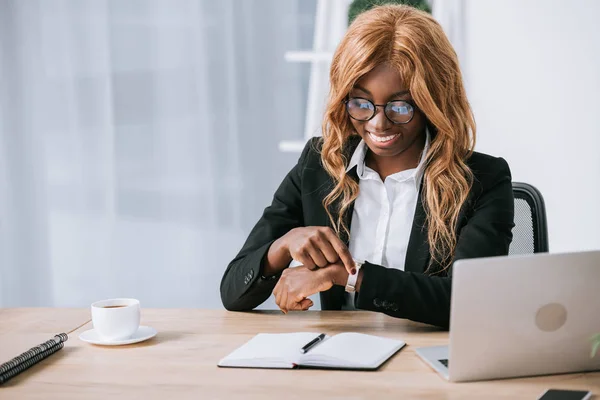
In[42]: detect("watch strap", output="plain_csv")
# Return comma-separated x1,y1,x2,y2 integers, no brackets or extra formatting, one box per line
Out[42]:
345,260,363,292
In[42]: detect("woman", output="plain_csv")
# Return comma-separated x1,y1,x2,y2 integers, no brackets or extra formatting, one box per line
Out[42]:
220,5,514,328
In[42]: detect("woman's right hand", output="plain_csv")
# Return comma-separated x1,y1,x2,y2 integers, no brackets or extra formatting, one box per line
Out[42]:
264,227,356,276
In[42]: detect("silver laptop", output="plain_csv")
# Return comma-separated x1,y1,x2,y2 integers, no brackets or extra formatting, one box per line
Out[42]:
416,250,600,382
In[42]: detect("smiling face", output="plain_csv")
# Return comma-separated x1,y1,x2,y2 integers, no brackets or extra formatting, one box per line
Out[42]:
348,63,427,165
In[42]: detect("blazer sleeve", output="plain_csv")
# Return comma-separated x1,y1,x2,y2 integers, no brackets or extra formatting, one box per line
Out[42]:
354,157,515,328
220,139,316,311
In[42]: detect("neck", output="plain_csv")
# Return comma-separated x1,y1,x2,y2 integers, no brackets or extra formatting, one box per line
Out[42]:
366,132,426,181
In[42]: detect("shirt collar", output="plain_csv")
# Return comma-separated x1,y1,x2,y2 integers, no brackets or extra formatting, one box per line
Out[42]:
345,139,369,177
345,128,431,189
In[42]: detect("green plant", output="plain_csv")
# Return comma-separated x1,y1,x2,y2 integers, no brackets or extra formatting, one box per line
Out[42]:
592,333,600,358
348,0,431,25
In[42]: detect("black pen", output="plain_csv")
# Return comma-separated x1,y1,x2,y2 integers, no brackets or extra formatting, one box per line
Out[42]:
300,333,326,354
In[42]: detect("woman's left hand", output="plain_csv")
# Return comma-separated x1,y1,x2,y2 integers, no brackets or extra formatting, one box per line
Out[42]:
273,263,347,313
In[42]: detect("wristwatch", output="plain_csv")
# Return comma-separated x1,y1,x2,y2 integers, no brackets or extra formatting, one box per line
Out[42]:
345,260,364,293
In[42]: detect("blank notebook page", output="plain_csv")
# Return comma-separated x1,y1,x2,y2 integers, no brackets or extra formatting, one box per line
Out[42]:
303,332,404,368
218,332,325,367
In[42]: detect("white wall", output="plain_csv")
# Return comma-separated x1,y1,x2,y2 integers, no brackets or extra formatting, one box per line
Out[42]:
464,0,600,252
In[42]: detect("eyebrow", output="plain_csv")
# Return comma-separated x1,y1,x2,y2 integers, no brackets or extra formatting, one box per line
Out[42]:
352,85,410,99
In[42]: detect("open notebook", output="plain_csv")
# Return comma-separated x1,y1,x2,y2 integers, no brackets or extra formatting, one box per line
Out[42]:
218,332,405,370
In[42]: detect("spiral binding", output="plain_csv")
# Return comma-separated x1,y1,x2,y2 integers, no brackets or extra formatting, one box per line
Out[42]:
0,333,68,385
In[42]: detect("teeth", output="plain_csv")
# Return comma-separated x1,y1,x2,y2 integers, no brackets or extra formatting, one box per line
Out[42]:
368,132,398,143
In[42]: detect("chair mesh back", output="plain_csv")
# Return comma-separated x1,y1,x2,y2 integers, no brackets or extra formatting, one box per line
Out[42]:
509,197,535,255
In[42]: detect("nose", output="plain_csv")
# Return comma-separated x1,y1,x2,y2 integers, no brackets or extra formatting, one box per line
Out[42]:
366,106,391,133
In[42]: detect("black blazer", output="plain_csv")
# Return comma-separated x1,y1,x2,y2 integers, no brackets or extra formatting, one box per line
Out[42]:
220,136,514,328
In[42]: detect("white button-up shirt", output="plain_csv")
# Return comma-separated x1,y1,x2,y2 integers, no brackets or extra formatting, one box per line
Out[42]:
343,131,430,309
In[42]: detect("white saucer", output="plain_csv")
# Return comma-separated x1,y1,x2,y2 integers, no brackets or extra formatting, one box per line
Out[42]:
79,326,157,346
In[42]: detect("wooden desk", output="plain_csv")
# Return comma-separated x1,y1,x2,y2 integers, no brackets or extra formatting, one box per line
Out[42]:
1,309,599,399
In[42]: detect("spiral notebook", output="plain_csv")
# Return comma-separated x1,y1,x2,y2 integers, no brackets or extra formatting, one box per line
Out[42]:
218,332,405,370
0,333,68,384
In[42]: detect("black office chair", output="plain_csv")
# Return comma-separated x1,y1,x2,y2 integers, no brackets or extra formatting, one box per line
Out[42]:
510,182,549,255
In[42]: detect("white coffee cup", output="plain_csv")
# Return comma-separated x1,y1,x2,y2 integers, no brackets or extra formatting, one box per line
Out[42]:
91,298,141,341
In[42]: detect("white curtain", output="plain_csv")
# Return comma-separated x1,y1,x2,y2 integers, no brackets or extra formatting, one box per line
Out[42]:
0,0,316,307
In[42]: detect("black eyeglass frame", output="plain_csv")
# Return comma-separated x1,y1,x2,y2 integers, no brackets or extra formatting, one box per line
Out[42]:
343,97,417,125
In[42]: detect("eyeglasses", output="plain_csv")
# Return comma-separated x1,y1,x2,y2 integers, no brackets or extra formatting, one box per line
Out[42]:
344,97,415,124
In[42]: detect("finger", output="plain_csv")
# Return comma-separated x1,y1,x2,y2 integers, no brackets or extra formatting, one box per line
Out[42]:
273,283,283,310
323,229,356,274
288,298,312,311
286,298,299,312
314,231,338,264
300,298,314,310
279,287,289,314
295,250,316,270
305,242,328,268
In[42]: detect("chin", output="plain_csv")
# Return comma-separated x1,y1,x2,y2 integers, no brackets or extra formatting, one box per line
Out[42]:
367,145,408,158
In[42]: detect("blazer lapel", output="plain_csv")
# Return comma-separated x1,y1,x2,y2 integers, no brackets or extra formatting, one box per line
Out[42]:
339,135,361,246
319,138,360,310
404,183,431,273
316,136,361,244
338,167,358,246
320,187,354,310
